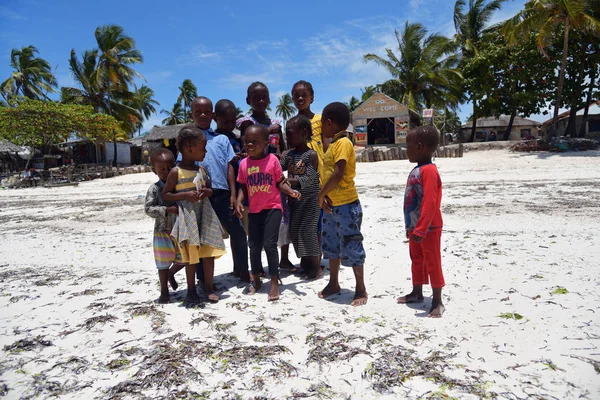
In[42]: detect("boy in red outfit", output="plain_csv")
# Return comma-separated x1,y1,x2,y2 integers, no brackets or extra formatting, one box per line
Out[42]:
397,126,445,318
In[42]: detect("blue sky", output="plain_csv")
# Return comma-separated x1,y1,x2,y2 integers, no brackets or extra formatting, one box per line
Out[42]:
2,0,552,133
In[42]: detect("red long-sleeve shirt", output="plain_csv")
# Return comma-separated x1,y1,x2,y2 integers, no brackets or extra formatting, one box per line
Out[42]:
403,163,443,238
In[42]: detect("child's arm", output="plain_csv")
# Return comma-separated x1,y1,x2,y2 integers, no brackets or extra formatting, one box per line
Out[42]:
412,167,440,241
235,185,246,218
318,159,345,211
277,179,301,199
290,151,319,189
198,167,213,200
145,185,173,218
227,163,236,208
162,167,199,203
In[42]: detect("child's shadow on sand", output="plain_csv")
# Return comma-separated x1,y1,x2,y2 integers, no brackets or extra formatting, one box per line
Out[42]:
404,297,433,318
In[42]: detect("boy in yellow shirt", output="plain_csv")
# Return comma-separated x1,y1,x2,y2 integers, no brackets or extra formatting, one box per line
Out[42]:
317,102,367,306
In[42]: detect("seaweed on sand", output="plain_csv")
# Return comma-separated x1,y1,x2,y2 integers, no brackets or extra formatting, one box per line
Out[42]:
216,345,291,373
247,324,278,342
3,336,53,353
306,331,369,364
83,314,117,331
190,313,218,326
128,304,168,333
22,373,92,399
49,356,90,375
72,288,102,297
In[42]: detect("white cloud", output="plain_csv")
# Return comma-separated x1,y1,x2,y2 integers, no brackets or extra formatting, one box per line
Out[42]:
144,70,173,84
410,0,425,11
176,46,221,66
141,115,164,133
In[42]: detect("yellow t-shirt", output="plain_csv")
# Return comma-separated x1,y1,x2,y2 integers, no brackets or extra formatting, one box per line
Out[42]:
307,114,324,185
321,132,358,206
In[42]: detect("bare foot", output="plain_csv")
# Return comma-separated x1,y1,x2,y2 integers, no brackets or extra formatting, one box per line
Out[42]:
351,291,368,307
318,282,341,299
168,273,178,291
428,303,445,318
247,280,261,295
306,268,323,281
156,293,170,304
396,293,424,304
184,291,201,305
206,292,220,303
268,286,280,301
279,259,296,271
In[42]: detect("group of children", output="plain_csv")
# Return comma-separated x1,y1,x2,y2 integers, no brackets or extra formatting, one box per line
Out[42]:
144,80,446,317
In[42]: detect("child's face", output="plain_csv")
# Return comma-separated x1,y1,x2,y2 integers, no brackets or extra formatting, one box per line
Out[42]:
240,120,253,136
321,116,337,139
187,138,208,162
285,123,306,148
244,127,268,158
152,155,174,182
215,108,237,132
246,86,270,114
291,85,313,112
191,99,213,129
405,133,423,163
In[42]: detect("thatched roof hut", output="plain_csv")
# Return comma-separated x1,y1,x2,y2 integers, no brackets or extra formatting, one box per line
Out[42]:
145,124,192,142
0,139,22,153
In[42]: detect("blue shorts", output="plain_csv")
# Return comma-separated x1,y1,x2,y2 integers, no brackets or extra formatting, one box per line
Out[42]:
321,200,365,267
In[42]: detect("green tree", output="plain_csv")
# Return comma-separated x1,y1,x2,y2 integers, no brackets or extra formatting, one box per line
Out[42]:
360,86,376,102
364,22,462,112
275,93,296,122
161,103,186,125
94,24,144,163
503,0,600,139
177,79,197,121
129,85,159,136
236,107,245,119
345,96,361,112
1,46,57,101
454,0,508,142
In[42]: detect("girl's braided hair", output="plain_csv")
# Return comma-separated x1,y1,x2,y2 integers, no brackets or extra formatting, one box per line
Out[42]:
176,125,206,153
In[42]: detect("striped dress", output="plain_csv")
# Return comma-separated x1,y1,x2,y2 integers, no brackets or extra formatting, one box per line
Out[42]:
170,167,226,264
281,149,320,257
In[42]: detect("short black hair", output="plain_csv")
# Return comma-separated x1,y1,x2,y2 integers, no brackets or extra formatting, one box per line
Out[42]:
215,99,236,116
322,102,350,130
246,124,269,140
191,96,212,111
292,80,314,96
408,125,440,150
247,81,268,96
150,147,174,165
176,125,206,152
286,115,312,141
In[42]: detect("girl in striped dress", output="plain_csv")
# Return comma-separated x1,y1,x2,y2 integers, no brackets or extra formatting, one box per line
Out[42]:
163,126,226,304
281,115,322,279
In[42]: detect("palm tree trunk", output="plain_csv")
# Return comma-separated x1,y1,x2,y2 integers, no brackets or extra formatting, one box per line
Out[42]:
469,100,477,142
565,49,586,137
504,108,517,141
551,20,570,140
579,65,596,138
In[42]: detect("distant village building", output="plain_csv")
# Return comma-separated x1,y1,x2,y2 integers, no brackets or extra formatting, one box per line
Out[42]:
144,123,191,162
541,100,600,138
60,139,135,165
0,139,25,173
460,115,540,141
351,93,421,146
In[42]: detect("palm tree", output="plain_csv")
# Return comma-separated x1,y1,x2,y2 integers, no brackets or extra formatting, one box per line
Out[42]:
364,22,462,112
130,85,159,136
177,79,197,121
360,86,377,102
345,96,361,112
161,103,186,125
503,0,600,139
94,25,143,164
236,107,245,119
1,45,57,101
454,0,507,141
275,93,296,122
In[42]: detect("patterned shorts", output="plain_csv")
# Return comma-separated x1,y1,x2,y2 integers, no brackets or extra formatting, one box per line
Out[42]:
153,232,182,270
321,200,366,267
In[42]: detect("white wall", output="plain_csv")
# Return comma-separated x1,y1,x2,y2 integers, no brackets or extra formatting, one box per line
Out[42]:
104,142,132,165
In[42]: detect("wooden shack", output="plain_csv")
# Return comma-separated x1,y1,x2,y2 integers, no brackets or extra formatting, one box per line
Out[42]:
351,93,421,147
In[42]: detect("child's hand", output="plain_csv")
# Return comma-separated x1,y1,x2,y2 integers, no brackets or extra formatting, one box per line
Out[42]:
234,202,244,219
411,233,424,243
184,191,200,203
167,206,178,214
318,193,333,214
229,193,237,210
289,190,301,200
198,187,213,199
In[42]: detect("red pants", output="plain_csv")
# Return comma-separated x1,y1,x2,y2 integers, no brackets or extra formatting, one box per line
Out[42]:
409,230,445,288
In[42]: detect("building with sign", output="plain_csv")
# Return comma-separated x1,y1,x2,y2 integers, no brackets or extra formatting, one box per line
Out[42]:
351,92,421,146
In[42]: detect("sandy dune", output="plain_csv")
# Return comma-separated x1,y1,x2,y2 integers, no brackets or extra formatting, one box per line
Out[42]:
0,149,599,399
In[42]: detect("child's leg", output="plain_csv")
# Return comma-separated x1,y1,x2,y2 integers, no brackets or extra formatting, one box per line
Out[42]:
157,269,170,303
280,244,295,270
305,256,322,280
247,212,265,293
184,264,200,304
202,257,219,303
423,230,444,317
168,263,185,291
397,237,426,303
319,258,341,298
351,266,368,306
319,207,342,299
337,201,368,306
263,209,282,301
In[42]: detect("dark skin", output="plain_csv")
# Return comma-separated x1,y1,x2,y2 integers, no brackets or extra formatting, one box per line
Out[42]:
292,83,329,150
151,153,184,304
316,116,368,307
214,107,243,211
396,132,444,318
235,126,301,301
162,138,219,304
282,121,321,280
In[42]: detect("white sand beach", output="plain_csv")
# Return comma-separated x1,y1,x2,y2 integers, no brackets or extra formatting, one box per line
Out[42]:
0,149,599,399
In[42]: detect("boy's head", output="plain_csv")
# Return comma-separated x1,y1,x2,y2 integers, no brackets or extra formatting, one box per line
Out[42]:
285,115,312,148
246,81,270,114
244,124,269,158
150,148,175,182
321,102,350,139
214,99,237,132
177,125,208,162
191,96,213,130
291,80,314,112
406,125,439,163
